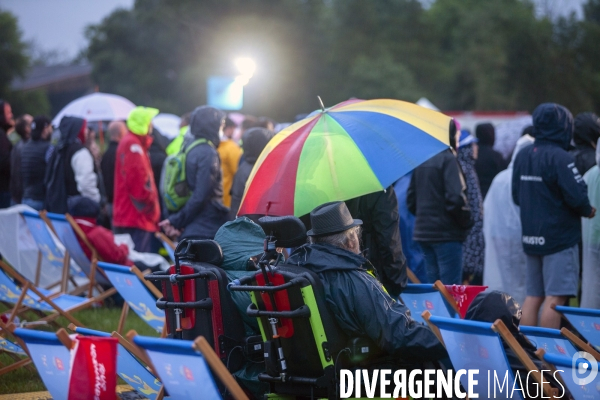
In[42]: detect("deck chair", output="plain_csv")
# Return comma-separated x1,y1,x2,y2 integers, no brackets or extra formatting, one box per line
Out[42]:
519,326,578,357
554,305,600,351
400,281,459,323
68,324,164,400
130,332,248,400
12,328,72,400
98,261,166,335
20,210,84,293
0,259,114,327
0,319,32,376
156,232,176,262
543,352,600,400
43,212,112,298
424,312,558,399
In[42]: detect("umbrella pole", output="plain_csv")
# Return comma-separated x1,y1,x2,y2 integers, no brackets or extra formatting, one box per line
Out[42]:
98,121,105,153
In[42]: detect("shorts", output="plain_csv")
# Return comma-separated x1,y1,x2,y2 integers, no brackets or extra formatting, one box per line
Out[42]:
526,244,579,297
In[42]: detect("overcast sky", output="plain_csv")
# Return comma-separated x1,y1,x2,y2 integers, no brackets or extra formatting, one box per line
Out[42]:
0,0,588,61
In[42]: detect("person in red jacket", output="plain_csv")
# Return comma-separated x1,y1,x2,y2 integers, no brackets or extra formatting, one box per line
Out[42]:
69,195,133,266
112,106,161,252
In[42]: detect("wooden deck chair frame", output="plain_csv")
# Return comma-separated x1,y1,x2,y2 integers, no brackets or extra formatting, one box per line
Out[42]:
155,232,176,252
407,267,420,283
126,330,248,400
111,265,167,337
551,304,600,360
432,280,461,315
0,320,33,376
0,259,115,327
423,311,559,399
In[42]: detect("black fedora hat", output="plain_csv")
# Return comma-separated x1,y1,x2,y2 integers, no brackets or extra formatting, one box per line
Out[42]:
307,201,362,237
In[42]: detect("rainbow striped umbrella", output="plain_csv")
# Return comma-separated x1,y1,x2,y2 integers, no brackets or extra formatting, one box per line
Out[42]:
238,98,452,217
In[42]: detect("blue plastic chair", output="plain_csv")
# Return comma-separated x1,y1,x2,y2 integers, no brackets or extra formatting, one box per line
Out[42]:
555,306,600,351
520,326,578,358
428,315,526,399
12,328,71,400
544,353,600,400
44,212,111,288
401,283,457,323
133,335,224,400
72,326,164,400
99,261,165,334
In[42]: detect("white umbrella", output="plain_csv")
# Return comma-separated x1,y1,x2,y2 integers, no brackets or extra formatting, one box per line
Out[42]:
52,92,136,126
152,113,181,139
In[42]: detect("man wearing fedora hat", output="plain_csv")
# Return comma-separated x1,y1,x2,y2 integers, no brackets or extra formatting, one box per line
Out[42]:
286,201,446,362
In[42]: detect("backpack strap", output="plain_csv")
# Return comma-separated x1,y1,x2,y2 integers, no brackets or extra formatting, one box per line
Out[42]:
182,138,215,155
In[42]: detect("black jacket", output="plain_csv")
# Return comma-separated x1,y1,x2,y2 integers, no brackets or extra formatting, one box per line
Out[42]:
512,103,592,255
345,186,407,297
474,123,507,198
10,140,23,202
21,139,50,201
100,141,118,203
286,244,446,362
44,116,86,213
569,112,600,175
230,127,272,219
407,149,472,242
0,127,11,193
168,106,229,239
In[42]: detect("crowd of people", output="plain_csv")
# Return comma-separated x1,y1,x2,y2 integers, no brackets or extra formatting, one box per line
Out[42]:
0,98,599,336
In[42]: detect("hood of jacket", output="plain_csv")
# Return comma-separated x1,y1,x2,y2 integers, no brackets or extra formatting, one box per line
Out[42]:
242,127,272,164
189,106,224,147
286,243,367,273
214,217,265,272
475,123,495,146
574,112,600,148
532,103,574,150
57,116,86,150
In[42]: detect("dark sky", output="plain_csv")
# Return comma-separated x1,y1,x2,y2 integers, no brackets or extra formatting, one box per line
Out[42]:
0,0,586,61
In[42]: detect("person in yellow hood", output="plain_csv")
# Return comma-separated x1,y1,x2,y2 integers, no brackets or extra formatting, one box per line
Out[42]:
217,117,242,207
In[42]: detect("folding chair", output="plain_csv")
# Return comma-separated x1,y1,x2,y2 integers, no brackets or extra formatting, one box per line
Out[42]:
20,210,84,293
98,261,165,335
0,259,114,327
543,352,600,400
68,324,164,400
519,326,578,357
424,312,557,399
0,319,32,376
156,231,176,262
42,212,112,298
554,305,600,351
400,281,459,323
12,328,72,400
130,332,248,400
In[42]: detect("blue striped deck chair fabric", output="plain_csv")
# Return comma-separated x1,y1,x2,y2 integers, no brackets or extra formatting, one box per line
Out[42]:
99,262,165,334
520,326,578,357
555,306,600,351
428,315,525,399
133,336,223,400
71,326,164,400
544,353,600,400
12,328,71,400
401,283,457,324
0,336,30,376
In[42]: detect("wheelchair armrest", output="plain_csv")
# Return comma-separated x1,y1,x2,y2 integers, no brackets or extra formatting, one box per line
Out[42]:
246,303,311,319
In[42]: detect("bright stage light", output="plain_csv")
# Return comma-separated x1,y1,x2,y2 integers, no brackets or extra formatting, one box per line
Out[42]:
234,57,256,79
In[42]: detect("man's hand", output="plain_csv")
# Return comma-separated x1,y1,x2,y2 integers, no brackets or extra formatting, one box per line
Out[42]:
159,219,181,238
588,207,597,219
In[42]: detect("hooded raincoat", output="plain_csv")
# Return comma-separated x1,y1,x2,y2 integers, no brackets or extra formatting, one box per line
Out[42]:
512,103,593,255
286,243,446,362
581,140,600,308
167,106,229,239
569,112,600,175
483,136,534,305
45,116,100,213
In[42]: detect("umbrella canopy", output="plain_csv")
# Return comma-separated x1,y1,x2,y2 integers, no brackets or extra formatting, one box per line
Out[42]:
52,92,135,126
238,98,452,217
152,113,181,139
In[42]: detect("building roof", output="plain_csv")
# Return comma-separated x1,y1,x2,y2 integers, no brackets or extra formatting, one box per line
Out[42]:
11,63,92,91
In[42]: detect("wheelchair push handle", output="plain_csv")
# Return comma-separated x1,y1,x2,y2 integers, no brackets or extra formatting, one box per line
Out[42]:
246,303,311,319
155,297,213,310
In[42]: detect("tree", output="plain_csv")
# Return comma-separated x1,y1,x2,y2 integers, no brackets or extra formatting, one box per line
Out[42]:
0,9,29,99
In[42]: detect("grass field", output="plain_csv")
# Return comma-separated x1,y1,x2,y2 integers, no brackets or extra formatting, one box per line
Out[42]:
0,305,159,394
